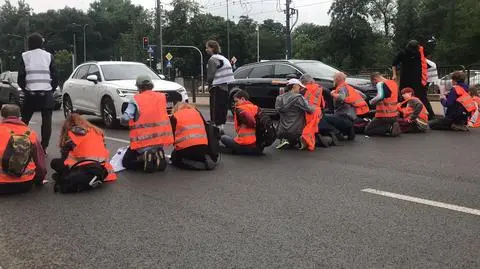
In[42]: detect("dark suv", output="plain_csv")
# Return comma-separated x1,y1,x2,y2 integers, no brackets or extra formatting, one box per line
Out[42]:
228,60,376,114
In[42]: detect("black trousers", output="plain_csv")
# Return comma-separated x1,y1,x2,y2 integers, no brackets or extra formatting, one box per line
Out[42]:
365,117,398,136
122,147,144,171
220,135,263,155
209,85,229,126
22,108,52,149
319,114,353,135
0,182,33,194
171,145,217,170
411,86,435,120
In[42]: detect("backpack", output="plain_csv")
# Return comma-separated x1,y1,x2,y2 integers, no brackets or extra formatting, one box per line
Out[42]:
54,160,107,193
255,109,276,148
1,130,33,177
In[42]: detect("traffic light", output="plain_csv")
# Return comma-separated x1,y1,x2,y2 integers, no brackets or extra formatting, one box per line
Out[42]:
143,37,149,49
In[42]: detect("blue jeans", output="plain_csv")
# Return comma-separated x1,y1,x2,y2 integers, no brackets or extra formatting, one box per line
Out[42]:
220,135,263,155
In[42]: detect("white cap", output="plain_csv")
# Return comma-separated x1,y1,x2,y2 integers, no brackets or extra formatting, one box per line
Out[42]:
287,78,306,88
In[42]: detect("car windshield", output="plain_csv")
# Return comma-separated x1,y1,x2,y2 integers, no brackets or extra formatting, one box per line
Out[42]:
10,72,18,83
295,61,340,80
101,64,160,81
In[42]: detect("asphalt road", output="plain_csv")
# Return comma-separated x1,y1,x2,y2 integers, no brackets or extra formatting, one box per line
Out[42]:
0,108,479,269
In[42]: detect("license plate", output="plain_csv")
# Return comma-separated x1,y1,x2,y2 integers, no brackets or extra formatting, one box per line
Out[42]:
167,102,173,107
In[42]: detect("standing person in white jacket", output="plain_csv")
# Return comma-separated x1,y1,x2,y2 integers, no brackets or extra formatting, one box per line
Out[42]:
205,40,234,132
18,33,58,153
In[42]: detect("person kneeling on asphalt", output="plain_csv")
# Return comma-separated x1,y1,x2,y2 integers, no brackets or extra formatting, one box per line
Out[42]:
0,104,46,194
120,75,174,172
365,72,401,137
468,84,480,128
220,90,263,155
429,71,476,132
397,88,429,133
170,102,219,170
299,74,333,149
51,113,117,193
276,79,315,150
319,72,369,143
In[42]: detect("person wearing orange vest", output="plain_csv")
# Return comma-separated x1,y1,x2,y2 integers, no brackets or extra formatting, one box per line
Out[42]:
392,40,435,120
365,72,401,137
170,102,218,170
220,90,263,154
50,113,117,190
0,104,46,194
120,75,174,172
397,88,429,133
299,74,333,149
429,71,474,131
319,72,368,142
468,85,480,128
276,79,315,150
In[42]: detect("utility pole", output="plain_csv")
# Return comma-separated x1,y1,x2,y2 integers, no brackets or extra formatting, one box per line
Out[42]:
226,0,230,59
83,24,88,62
256,25,260,62
285,0,292,59
157,0,164,74
73,33,77,67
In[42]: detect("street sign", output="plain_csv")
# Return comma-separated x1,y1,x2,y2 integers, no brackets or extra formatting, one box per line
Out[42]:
165,52,173,61
166,61,172,68
147,46,154,54
231,56,237,64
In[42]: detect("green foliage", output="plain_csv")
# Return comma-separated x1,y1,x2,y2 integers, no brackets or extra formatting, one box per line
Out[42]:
54,49,72,87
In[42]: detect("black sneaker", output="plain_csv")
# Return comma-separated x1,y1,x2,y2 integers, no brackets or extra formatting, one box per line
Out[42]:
451,123,469,132
316,134,332,148
329,132,342,146
143,151,156,173
390,122,401,137
155,150,168,171
347,127,356,140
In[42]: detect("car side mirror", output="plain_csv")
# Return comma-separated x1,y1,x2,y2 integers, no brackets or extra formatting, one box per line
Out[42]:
86,74,98,84
159,74,166,80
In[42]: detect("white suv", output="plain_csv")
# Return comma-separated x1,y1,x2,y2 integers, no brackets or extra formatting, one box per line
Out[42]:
62,61,188,128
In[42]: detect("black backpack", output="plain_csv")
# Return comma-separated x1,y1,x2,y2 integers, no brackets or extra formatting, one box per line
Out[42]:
1,130,34,177
255,109,276,149
54,160,107,193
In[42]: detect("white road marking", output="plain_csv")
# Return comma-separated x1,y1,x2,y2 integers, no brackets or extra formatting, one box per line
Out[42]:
105,136,130,144
362,188,480,216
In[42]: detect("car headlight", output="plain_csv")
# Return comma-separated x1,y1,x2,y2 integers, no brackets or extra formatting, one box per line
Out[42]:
116,89,136,97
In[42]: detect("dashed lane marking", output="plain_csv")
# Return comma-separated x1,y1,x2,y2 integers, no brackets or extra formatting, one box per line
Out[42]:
362,188,480,216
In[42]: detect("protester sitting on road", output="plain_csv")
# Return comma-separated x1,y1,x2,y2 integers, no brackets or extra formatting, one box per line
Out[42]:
170,102,218,170
468,84,480,128
397,88,429,133
365,72,401,137
299,74,332,149
319,72,369,142
429,71,475,131
0,104,46,194
276,79,315,150
220,90,263,155
120,75,173,172
51,113,116,192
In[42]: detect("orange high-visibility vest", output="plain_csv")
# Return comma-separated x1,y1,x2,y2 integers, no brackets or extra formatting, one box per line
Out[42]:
173,108,208,150
0,123,37,183
64,128,117,182
419,46,428,87
129,91,174,150
453,85,476,113
375,80,399,118
334,82,370,116
398,97,428,122
302,84,323,151
234,101,258,145
468,96,480,128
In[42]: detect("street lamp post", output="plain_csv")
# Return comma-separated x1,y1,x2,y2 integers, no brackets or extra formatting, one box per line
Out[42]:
256,25,260,62
73,32,77,67
83,24,89,62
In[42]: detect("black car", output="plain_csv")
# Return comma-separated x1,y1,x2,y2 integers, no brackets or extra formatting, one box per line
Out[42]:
228,60,377,115
0,71,62,110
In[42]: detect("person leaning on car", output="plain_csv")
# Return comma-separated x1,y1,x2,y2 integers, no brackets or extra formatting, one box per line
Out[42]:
17,32,58,152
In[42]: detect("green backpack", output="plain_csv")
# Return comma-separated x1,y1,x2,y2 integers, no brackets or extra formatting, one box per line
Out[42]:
2,130,33,177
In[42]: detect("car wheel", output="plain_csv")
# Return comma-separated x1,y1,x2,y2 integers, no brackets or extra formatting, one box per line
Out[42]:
63,95,73,118
102,98,118,129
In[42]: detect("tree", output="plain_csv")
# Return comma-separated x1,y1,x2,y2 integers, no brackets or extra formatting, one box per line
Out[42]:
54,49,73,87
369,0,396,37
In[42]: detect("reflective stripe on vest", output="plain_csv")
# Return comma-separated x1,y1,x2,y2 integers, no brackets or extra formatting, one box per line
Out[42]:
129,91,174,150
454,86,476,113
375,80,398,118
22,49,52,91
0,123,37,183
234,102,258,145
419,46,428,87
173,108,208,150
211,54,235,85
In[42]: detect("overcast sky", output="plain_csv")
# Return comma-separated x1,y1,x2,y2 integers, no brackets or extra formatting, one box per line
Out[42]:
1,0,332,26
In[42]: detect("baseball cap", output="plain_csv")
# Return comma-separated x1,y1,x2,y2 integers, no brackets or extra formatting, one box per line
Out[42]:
135,75,153,87
287,78,306,88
